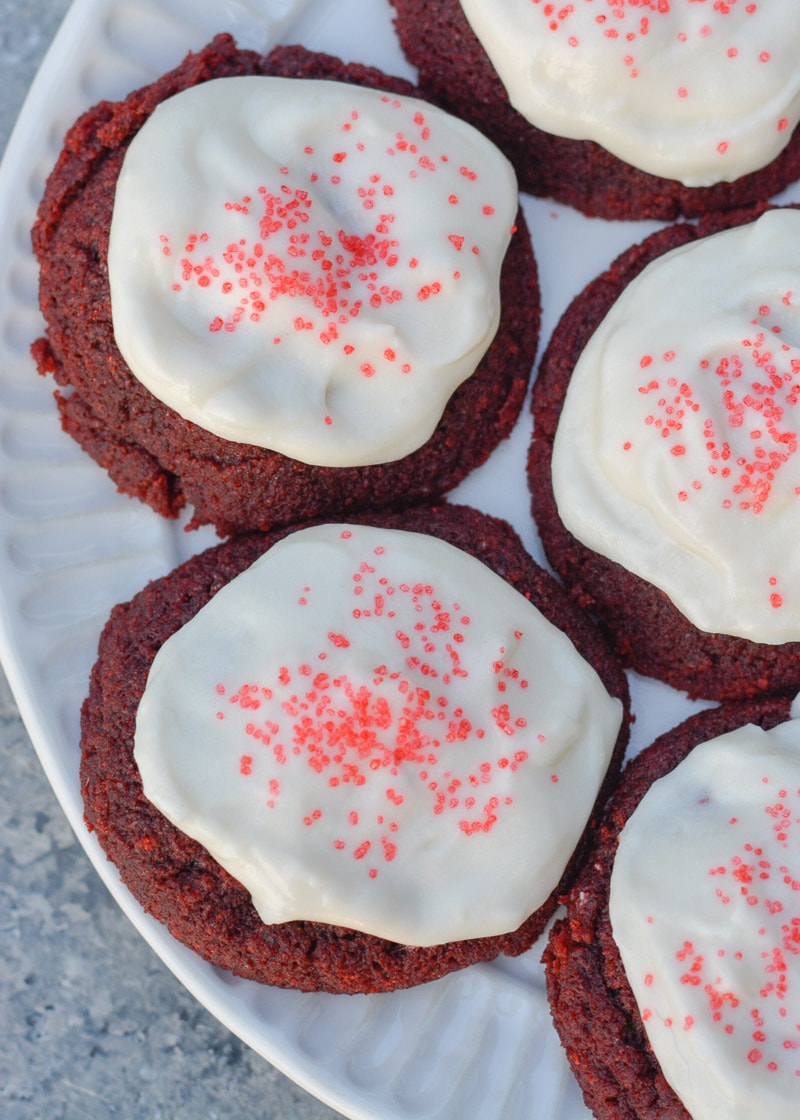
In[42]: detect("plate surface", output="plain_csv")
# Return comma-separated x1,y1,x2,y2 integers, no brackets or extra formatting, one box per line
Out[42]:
2,1,795,1118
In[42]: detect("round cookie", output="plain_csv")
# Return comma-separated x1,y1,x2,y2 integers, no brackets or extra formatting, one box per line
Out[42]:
32,35,538,536
80,502,630,994
391,0,800,221
543,694,796,1120
529,204,800,701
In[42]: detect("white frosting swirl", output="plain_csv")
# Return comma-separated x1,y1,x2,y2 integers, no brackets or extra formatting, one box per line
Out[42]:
552,209,800,643
459,0,800,185
108,76,517,467
610,719,800,1120
134,524,622,947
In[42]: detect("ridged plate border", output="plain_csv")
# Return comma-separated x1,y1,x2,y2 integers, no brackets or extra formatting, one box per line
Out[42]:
0,1,770,1117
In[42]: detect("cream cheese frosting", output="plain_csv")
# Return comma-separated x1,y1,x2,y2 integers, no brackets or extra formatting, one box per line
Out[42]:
610,718,800,1120
108,76,517,467
133,524,623,947
551,209,800,643
459,0,800,186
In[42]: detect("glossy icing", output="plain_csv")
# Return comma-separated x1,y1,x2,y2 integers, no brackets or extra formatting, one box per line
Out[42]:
108,76,517,466
134,524,622,946
459,0,800,185
611,718,800,1119
552,210,800,642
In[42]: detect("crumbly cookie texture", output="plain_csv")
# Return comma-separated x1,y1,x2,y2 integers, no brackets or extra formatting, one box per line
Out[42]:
80,503,630,994
32,34,538,535
529,205,800,700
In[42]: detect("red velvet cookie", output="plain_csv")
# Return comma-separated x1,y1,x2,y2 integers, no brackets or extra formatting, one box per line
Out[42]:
544,695,794,1120
392,0,800,221
80,502,630,994
32,35,538,536
529,204,800,701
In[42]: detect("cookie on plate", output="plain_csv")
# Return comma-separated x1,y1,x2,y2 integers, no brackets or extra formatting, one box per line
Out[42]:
80,503,630,994
32,35,538,536
544,694,798,1120
529,205,800,700
392,0,800,221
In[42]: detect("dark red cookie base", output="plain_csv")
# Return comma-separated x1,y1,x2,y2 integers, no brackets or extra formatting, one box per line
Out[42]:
529,205,800,701
543,695,793,1120
32,34,539,537
80,502,630,995
391,0,800,221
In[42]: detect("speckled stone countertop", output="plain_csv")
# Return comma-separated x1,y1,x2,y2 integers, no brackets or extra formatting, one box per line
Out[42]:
0,4,344,1117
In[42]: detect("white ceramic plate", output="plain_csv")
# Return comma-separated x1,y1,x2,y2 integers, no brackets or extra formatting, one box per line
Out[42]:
3,1,796,1118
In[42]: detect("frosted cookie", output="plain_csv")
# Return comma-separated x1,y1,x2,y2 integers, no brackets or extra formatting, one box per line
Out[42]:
392,0,800,220
544,695,798,1120
530,206,800,700
32,35,538,535
80,503,630,994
